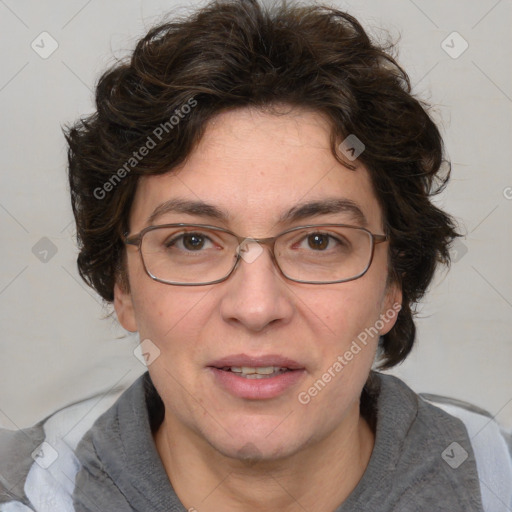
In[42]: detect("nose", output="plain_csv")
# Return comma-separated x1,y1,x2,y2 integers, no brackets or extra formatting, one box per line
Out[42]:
218,241,294,332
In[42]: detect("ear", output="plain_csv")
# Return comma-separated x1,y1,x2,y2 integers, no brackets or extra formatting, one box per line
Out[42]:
114,281,138,332
379,281,402,336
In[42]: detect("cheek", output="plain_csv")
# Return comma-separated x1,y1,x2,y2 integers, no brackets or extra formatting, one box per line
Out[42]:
294,286,385,416
130,280,213,353
298,280,386,346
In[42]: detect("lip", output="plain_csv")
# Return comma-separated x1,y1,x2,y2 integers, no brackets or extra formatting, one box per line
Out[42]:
207,353,306,400
208,353,305,370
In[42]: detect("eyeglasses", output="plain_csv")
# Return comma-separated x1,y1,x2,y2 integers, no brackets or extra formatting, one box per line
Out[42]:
124,223,388,286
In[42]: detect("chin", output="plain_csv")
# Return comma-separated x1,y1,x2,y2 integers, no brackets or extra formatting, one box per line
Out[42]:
202,426,309,464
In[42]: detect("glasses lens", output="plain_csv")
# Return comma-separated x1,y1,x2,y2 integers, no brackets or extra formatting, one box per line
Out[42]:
141,226,237,284
275,226,373,283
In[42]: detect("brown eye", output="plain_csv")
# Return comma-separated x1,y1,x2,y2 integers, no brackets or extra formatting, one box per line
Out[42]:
164,232,212,251
307,234,330,250
182,233,206,250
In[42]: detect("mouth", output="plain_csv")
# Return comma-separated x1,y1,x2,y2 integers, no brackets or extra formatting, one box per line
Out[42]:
207,354,306,399
217,366,296,379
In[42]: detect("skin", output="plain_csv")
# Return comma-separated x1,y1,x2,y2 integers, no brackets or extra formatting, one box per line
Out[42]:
114,105,402,512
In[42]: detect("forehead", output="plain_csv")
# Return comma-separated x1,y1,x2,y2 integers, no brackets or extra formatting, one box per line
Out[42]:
129,106,383,233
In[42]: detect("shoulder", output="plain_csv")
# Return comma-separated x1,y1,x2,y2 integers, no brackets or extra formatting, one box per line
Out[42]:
368,372,512,511
0,383,128,511
420,392,512,512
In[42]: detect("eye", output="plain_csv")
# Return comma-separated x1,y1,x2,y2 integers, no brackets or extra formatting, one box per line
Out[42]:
298,232,344,251
306,233,331,250
165,232,214,251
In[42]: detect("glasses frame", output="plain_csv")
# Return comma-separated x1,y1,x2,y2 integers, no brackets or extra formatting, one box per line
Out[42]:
124,223,388,286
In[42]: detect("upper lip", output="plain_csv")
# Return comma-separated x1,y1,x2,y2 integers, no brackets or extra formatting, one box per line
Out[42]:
208,354,304,370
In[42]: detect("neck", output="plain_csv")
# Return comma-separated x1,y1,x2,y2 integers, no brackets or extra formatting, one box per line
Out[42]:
154,402,375,512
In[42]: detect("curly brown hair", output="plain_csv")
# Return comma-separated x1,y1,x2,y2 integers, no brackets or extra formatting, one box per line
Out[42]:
64,0,460,369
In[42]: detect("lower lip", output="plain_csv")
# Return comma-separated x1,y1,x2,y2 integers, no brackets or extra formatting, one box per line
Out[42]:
208,368,306,400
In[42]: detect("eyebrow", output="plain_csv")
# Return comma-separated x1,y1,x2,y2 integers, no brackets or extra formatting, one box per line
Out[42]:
146,197,368,227
279,198,367,227
147,198,229,225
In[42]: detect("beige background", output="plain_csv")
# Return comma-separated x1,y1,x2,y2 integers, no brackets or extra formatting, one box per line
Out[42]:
1,0,511,430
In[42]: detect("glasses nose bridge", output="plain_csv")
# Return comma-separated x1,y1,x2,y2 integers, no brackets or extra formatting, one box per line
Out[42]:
240,234,278,250
233,234,281,272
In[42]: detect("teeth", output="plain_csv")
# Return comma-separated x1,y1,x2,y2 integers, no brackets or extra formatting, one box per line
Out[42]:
228,366,288,375
244,374,277,379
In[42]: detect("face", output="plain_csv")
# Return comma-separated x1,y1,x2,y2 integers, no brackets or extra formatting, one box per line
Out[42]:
115,106,401,461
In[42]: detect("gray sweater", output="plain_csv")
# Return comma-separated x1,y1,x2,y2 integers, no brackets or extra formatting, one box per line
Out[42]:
1,371,511,511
